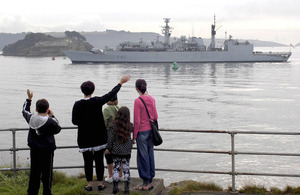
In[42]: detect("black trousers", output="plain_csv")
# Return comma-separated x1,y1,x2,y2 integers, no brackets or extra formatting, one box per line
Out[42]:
82,149,105,181
27,148,54,195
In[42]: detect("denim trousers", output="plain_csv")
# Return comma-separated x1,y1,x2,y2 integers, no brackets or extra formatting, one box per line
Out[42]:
136,130,155,184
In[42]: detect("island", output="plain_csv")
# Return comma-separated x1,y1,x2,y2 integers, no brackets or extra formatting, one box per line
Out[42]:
2,31,93,57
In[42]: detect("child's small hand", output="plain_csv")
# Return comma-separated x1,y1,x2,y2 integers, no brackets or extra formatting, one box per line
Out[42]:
104,149,110,154
47,109,54,117
27,89,33,100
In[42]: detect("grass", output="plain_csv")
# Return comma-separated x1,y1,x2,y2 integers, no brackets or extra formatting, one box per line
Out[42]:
167,180,223,195
167,180,300,195
0,170,91,195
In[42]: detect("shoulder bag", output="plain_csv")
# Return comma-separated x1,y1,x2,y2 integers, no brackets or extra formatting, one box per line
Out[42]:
139,97,163,146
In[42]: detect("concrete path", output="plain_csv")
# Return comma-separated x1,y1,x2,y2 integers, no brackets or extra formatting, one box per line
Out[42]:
89,177,164,194
88,178,252,194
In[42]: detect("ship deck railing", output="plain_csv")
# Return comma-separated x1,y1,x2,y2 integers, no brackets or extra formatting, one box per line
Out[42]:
1,127,300,192
254,51,292,55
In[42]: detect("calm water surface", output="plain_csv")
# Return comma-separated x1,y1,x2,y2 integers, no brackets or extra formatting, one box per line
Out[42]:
0,47,300,188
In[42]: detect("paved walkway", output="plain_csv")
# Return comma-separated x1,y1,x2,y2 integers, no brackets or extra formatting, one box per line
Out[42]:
89,177,164,194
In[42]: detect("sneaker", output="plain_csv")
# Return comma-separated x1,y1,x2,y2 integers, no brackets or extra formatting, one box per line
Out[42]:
119,176,125,182
105,176,113,183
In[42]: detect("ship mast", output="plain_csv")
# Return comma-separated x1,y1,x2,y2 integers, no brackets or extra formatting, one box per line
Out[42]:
210,15,216,50
162,18,172,48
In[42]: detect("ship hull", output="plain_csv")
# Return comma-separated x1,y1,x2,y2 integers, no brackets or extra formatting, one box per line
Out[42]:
63,50,291,64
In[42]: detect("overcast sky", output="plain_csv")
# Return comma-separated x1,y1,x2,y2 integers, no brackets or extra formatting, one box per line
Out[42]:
1,0,299,44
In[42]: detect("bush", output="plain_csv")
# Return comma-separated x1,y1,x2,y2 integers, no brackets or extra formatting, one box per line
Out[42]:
239,185,268,194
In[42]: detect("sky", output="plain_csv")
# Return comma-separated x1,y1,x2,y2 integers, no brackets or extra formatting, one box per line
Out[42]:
1,0,300,44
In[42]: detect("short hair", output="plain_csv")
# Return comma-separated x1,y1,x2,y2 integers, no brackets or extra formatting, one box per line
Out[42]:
81,81,95,96
110,94,118,101
135,79,147,94
36,99,49,113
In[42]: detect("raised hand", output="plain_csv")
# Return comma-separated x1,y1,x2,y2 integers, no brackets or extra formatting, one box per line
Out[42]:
27,89,33,100
120,74,131,85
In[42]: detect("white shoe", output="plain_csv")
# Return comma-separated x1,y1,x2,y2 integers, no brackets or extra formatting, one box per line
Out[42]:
119,176,125,182
105,176,113,183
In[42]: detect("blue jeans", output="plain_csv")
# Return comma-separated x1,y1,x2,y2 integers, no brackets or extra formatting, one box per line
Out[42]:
136,130,155,184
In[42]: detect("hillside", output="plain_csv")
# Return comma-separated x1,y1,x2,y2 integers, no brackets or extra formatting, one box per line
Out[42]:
0,30,289,53
2,32,93,57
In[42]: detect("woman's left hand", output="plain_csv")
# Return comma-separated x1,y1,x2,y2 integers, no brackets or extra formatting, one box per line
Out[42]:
104,149,110,154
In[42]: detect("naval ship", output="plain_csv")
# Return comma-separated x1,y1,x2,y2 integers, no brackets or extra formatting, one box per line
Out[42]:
63,17,291,64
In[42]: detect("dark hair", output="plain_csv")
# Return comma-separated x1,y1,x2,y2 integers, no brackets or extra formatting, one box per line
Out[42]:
135,79,147,94
36,99,49,113
110,94,118,101
81,81,95,96
114,106,131,144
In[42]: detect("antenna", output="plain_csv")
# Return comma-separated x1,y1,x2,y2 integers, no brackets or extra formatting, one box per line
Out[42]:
192,23,194,37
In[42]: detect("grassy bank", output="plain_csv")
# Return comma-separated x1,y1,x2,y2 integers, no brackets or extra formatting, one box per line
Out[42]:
0,170,89,195
1,170,300,194
166,180,300,195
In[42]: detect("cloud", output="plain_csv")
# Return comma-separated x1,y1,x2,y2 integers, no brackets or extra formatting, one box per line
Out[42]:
0,15,30,33
0,14,106,33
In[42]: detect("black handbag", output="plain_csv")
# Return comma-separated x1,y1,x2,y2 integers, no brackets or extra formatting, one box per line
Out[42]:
139,97,163,146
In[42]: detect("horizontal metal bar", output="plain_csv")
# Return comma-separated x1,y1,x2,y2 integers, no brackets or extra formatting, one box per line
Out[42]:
2,127,300,136
3,166,300,179
237,172,300,177
0,148,11,152
159,129,230,134
4,146,300,157
155,148,230,154
231,131,300,135
236,151,300,156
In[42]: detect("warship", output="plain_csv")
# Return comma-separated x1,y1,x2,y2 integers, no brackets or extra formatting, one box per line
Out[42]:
63,17,291,64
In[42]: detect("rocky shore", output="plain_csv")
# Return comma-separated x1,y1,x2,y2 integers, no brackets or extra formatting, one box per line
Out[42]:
2,32,93,57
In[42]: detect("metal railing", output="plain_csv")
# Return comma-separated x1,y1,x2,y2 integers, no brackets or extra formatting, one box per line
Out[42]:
1,127,300,192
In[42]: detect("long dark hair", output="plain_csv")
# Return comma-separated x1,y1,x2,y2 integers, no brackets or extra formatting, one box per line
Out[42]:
114,106,131,144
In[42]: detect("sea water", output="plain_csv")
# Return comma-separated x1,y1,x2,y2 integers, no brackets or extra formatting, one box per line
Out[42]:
0,47,299,189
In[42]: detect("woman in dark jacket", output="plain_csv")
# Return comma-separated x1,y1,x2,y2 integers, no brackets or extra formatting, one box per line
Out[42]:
72,75,130,191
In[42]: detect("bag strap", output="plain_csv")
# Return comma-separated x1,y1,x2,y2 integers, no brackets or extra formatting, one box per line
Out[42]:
139,97,151,120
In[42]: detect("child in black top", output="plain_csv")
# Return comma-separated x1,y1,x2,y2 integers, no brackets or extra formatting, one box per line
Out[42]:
22,89,61,195
105,106,133,194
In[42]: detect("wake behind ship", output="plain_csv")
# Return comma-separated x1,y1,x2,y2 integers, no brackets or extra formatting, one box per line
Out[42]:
63,17,291,64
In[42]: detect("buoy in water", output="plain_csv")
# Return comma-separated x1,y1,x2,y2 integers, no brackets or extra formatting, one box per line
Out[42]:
172,62,178,70
52,57,55,60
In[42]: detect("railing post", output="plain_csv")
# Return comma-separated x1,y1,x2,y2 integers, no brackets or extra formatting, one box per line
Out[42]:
11,129,17,176
230,132,236,193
